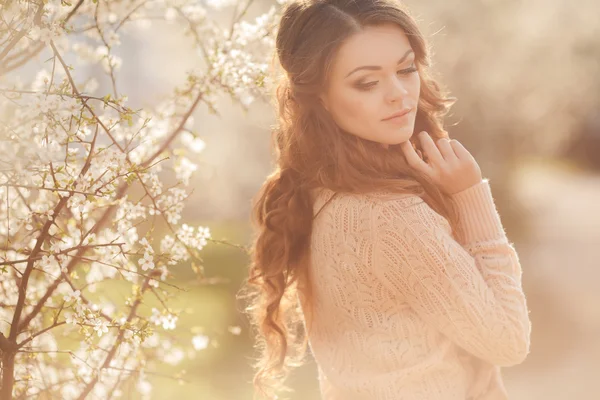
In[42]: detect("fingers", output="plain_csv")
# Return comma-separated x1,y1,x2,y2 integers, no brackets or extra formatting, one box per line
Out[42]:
400,140,430,172
449,139,473,161
418,131,444,165
435,138,457,161
402,133,472,175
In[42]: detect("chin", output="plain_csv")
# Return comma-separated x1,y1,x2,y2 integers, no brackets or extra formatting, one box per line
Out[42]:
384,128,414,145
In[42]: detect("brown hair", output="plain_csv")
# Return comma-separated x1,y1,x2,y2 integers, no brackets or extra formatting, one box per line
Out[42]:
239,0,462,398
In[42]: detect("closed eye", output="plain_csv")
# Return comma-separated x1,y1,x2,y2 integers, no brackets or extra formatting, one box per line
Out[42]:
355,65,418,91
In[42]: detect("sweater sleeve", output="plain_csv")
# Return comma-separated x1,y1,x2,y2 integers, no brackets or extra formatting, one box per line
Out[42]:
371,180,531,366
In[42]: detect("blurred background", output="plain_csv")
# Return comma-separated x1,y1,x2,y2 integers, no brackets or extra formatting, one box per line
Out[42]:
76,0,600,398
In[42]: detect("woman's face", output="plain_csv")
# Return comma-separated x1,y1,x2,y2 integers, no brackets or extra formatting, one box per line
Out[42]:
320,23,420,148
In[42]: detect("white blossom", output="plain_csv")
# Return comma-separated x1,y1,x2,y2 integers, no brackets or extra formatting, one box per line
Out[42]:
181,131,207,153
174,156,198,185
63,289,81,303
137,378,152,396
205,0,237,9
228,326,242,335
93,319,109,337
0,0,281,396
192,334,209,350
138,251,155,271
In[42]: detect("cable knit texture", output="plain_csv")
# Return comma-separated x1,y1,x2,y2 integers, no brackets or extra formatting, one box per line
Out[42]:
302,179,531,400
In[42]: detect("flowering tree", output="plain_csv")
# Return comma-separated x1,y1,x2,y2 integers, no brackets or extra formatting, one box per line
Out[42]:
0,0,281,398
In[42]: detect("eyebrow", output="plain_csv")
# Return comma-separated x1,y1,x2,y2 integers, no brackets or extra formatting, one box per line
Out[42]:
345,49,415,78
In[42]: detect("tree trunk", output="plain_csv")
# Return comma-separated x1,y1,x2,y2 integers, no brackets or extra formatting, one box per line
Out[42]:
1,350,15,400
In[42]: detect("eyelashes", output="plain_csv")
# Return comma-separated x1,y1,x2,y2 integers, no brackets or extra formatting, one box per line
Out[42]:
355,66,418,91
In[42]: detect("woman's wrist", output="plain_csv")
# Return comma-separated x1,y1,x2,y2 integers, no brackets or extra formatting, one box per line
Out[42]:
449,179,507,244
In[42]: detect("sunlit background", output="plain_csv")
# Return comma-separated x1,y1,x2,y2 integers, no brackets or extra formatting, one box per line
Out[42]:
9,0,600,398
132,0,600,399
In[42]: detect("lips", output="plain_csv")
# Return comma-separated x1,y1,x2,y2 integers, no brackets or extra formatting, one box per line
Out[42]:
382,108,412,121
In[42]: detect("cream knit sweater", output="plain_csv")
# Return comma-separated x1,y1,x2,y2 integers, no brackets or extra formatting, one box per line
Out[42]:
302,179,531,400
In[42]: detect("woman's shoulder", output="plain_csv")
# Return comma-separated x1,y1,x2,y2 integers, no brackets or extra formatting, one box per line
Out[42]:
312,187,450,237
311,187,425,218
364,190,425,209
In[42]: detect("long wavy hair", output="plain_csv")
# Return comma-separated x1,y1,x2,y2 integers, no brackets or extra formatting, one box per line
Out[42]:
238,0,464,398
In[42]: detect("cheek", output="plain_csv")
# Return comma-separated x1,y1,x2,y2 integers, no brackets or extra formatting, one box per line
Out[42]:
331,90,376,126
411,75,421,99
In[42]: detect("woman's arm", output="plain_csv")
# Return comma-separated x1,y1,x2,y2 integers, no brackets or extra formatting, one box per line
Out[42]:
372,180,531,366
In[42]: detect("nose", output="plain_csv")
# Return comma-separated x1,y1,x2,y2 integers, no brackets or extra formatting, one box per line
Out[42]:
384,76,409,103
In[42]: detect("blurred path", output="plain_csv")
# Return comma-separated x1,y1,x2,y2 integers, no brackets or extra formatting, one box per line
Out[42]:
506,162,600,399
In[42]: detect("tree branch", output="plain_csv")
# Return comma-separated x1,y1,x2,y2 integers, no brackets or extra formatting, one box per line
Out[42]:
0,4,44,64
75,277,152,400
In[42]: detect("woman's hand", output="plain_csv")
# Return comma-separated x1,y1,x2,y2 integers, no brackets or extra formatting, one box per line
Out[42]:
400,131,483,195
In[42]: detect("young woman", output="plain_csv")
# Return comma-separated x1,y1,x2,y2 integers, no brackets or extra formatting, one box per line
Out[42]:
241,0,532,399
